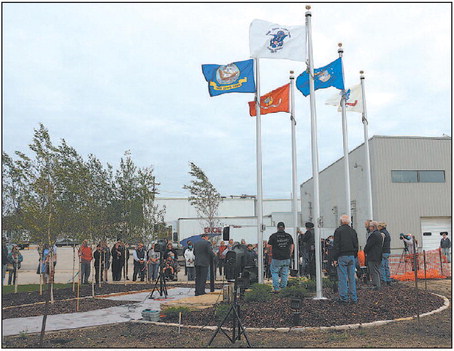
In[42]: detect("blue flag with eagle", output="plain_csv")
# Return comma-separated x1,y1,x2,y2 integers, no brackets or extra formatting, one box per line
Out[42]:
202,59,256,97
296,57,345,97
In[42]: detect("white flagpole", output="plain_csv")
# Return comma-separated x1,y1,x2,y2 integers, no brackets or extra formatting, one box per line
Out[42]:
338,43,352,221
360,70,373,220
306,5,324,299
290,71,299,273
255,58,264,284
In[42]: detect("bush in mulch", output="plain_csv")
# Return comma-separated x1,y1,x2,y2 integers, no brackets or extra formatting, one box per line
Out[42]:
162,283,445,329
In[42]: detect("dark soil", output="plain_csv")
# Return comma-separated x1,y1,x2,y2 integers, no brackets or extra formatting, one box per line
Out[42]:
163,282,445,328
2,298,128,319
2,280,451,348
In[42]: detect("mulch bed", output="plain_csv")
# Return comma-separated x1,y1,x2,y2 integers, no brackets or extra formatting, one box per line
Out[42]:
162,283,445,328
2,298,128,319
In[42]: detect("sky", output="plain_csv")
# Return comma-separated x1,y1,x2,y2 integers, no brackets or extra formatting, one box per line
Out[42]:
3,3,451,199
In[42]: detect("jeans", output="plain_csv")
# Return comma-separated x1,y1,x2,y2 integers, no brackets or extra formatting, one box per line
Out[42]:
336,255,357,302
270,258,290,291
81,261,91,284
442,248,451,263
148,263,159,280
187,266,195,281
380,253,391,282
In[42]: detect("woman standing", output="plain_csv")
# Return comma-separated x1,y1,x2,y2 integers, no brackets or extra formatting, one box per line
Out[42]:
7,245,23,285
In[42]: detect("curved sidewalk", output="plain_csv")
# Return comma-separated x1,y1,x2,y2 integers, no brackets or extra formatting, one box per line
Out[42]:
2,287,215,336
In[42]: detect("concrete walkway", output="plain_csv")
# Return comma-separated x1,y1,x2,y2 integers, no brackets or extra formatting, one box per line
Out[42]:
2,287,219,336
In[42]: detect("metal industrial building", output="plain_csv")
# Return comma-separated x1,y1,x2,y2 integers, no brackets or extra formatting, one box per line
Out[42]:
157,197,301,244
300,135,451,253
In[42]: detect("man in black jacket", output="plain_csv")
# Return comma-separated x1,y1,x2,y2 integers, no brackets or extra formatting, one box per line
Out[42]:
364,221,384,290
268,222,294,293
301,222,315,279
332,215,359,303
378,222,392,285
194,233,215,296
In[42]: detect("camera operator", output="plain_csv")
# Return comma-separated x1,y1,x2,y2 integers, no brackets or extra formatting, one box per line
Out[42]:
133,242,147,282
194,233,215,296
268,222,294,293
147,243,160,281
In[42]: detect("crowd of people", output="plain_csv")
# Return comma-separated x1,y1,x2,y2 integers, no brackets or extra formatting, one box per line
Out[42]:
1,221,450,301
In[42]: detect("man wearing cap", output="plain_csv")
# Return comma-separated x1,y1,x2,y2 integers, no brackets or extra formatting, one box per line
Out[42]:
300,222,316,279
194,233,215,296
378,222,392,285
268,222,294,293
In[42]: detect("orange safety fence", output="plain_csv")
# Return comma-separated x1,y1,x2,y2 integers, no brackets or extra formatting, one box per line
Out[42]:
389,248,451,281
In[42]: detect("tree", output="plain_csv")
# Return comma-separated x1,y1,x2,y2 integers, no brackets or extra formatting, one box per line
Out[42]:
183,162,223,233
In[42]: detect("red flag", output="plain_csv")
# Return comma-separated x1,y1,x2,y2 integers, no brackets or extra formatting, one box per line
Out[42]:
248,83,290,116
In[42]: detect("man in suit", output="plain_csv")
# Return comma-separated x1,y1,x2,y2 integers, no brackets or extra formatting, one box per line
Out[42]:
194,233,215,296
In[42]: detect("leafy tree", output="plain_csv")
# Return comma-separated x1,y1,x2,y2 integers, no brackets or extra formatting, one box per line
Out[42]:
183,162,223,233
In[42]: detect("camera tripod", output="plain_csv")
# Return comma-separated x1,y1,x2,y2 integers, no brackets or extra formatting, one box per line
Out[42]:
207,278,251,347
148,260,168,299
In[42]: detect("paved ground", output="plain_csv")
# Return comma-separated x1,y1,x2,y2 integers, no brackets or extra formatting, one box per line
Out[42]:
6,246,195,285
2,287,223,336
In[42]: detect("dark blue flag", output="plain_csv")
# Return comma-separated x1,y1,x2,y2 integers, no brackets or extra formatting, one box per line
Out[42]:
296,57,345,97
202,59,256,97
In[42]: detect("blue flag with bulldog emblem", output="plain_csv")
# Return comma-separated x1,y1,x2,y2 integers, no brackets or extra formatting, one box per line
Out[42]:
202,59,256,97
296,57,345,97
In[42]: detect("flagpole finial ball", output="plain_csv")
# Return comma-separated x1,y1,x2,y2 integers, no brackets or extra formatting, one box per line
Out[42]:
290,70,294,74
360,70,364,74
338,43,342,47
306,5,311,10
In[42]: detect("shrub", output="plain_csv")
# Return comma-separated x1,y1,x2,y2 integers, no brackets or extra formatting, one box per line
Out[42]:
301,279,316,292
243,283,272,303
322,277,336,290
280,285,309,299
160,306,191,319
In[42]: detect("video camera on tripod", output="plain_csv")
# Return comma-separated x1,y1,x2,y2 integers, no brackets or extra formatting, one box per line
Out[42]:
224,244,258,290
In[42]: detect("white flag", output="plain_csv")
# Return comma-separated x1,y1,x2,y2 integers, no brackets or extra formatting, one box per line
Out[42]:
325,84,363,113
249,19,306,62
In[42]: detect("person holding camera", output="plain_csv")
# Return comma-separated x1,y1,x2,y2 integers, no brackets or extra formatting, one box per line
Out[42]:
147,243,160,281
332,215,359,303
194,233,215,296
268,222,294,293
364,221,384,290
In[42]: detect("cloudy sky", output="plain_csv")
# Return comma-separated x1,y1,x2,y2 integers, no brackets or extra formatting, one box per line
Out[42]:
3,3,451,199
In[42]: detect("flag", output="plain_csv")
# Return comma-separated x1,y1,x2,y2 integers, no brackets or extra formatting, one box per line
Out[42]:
249,19,306,61
248,83,290,116
325,84,363,113
296,57,345,96
201,59,256,97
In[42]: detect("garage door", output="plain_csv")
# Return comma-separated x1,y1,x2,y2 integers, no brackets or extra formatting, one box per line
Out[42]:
420,217,452,251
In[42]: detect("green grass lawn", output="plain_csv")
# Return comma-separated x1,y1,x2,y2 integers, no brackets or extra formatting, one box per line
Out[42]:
2,283,72,294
